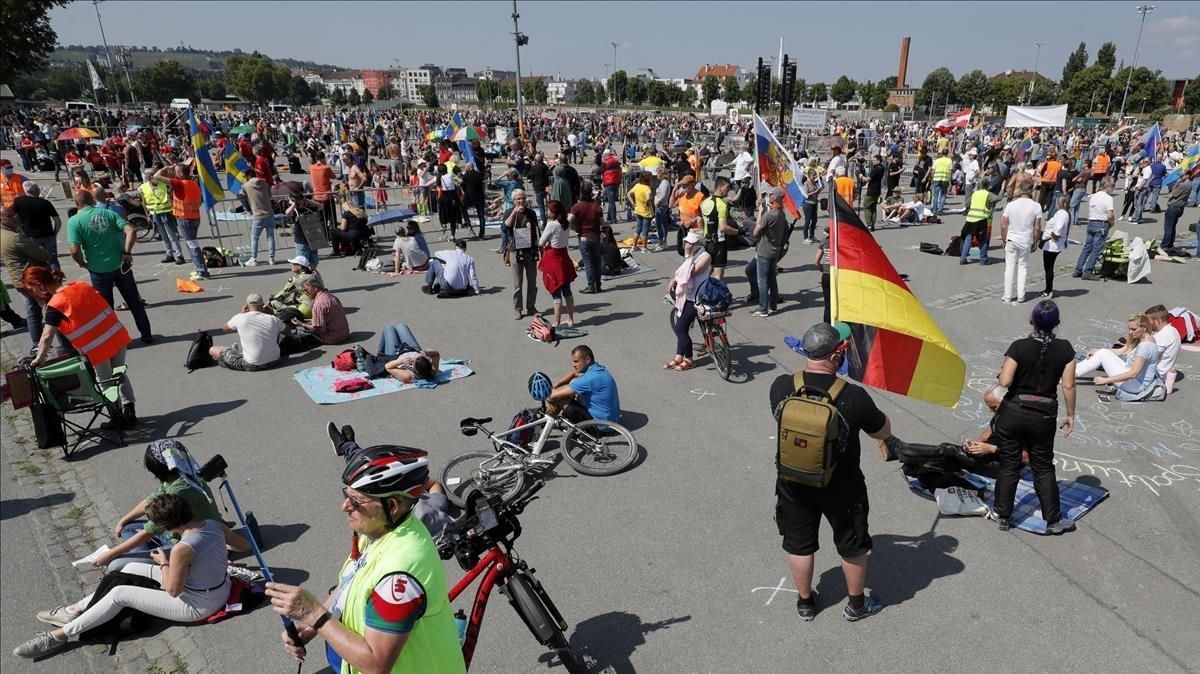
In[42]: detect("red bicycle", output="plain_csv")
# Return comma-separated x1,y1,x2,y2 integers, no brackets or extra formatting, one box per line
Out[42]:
439,480,585,672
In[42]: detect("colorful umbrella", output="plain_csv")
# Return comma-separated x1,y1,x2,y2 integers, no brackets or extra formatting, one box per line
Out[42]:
426,130,445,141
57,127,99,141
229,124,256,135
451,126,486,142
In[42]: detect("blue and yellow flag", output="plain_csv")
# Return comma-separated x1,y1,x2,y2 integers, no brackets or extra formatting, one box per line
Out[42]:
187,106,223,209
222,141,254,195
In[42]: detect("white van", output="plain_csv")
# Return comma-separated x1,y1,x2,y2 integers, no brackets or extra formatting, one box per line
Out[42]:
268,103,293,113
64,101,99,112
169,98,193,110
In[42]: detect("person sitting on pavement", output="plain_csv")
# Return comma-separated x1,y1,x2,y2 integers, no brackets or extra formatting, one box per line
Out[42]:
207,293,286,372
390,220,431,274
1146,304,1182,395
269,255,323,321
1076,313,1163,402
93,439,250,573
282,276,350,352
544,344,621,423
14,494,232,660
880,188,905,221
330,195,371,257
421,238,480,298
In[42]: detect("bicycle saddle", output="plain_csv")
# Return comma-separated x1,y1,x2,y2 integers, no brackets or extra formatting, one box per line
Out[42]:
459,417,493,427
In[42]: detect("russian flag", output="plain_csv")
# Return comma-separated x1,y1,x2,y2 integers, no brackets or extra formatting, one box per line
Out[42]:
753,114,807,218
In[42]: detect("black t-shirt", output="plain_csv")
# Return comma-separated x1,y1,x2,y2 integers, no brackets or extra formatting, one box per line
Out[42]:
769,371,887,484
528,162,550,192
866,164,885,197
886,158,903,189
460,170,485,200
1004,336,1075,399
11,195,58,238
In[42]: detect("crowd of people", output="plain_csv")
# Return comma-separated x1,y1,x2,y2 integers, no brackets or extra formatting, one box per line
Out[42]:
1,98,1196,667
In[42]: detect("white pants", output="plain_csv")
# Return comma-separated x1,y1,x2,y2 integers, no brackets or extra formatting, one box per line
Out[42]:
1003,240,1029,301
63,562,227,639
1076,349,1140,394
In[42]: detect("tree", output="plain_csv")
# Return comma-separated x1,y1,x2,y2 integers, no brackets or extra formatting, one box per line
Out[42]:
628,77,647,106
498,82,516,102
916,67,956,109
609,70,628,104
809,82,827,103
348,89,361,106
376,84,395,100
955,70,990,107
792,78,807,107
1184,76,1200,112
988,75,1025,110
1028,79,1056,106
362,89,374,105
594,81,606,105
858,80,888,109
329,88,347,106
1112,66,1170,114
289,76,317,106
419,84,439,108
0,0,71,82
197,76,226,100
475,79,497,105
575,79,595,105
1096,42,1117,74
522,78,547,104
132,59,196,103
830,75,856,104
723,75,741,102
1060,64,1113,115
646,80,670,107
225,51,284,103
702,75,720,106
45,65,86,101
741,80,756,105
1061,42,1088,88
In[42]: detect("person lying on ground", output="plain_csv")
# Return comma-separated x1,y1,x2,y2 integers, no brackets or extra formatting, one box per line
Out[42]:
374,322,441,384
14,494,232,659
206,293,286,372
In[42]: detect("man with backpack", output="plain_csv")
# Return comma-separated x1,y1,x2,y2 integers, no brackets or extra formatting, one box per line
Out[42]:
769,322,896,623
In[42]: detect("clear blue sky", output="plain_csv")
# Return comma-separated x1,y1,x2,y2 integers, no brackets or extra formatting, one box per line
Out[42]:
51,1,1199,83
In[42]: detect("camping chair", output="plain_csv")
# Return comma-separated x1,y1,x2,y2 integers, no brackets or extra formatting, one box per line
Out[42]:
30,355,126,458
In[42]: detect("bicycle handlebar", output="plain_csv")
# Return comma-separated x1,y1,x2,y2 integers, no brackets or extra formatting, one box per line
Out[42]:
438,480,546,568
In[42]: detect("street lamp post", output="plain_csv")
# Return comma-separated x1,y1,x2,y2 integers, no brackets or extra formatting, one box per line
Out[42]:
511,0,528,138
92,0,121,105
1029,41,1046,98
1118,4,1156,121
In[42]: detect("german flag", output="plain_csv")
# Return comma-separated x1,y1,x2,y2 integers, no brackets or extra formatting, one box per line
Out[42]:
830,192,964,408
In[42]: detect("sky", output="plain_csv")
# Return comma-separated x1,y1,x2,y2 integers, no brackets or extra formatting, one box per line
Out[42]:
50,1,1200,84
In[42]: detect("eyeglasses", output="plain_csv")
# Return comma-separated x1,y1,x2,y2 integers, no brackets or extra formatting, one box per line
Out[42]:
342,487,376,511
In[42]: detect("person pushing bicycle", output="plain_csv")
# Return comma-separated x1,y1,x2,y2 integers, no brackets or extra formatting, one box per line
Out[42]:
542,344,622,423
264,445,466,674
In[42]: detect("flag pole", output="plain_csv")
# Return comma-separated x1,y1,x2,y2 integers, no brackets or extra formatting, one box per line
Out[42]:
828,183,839,325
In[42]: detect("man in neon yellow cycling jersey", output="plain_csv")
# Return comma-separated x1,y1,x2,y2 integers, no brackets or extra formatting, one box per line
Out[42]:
266,445,466,674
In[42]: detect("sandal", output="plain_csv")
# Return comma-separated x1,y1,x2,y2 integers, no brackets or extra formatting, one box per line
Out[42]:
663,358,682,370
672,359,695,372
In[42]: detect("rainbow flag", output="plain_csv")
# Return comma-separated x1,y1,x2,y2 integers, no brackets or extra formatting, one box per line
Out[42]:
1163,144,1198,188
830,192,964,408
221,140,254,195
187,106,223,209
752,114,806,218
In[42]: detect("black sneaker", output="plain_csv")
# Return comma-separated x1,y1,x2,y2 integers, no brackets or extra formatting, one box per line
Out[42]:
1045,517,1076,535
1071,270,1082,278
997,517,1011,531
796,592,819,622
327,421,343,455
842,593,882,622
340,424,355,445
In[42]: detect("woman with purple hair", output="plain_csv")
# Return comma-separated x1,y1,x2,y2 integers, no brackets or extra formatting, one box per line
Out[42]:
991,299,1078,534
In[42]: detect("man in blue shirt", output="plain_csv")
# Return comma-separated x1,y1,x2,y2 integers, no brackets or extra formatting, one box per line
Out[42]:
545,345,620,423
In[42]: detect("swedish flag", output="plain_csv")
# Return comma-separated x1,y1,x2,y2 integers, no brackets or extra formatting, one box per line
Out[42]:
222,141,254,195
187,106,223,209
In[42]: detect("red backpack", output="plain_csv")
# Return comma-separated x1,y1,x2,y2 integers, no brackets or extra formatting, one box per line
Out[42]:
526,315,559,345
331,349,357,371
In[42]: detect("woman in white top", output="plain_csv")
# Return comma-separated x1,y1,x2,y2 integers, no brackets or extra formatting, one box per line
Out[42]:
1040,194,1070,299
665,230,712,372
391,220,431,273
1076,313,1163,401
538,200,577,328
435,164,462,239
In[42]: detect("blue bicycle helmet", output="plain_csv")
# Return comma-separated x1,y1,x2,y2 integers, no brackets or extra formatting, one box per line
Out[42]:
528,371,553,402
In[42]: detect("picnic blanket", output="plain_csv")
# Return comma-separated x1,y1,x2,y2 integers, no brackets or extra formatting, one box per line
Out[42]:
903,469,1107,534
293,358,474,404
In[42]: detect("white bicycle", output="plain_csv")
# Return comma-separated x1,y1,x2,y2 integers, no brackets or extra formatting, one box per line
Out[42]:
441,410,638,508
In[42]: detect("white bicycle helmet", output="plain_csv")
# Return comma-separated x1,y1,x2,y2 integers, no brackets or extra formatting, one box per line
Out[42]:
342,445,429,500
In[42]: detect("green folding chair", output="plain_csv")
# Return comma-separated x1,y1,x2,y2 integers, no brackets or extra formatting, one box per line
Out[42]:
30,355,127,458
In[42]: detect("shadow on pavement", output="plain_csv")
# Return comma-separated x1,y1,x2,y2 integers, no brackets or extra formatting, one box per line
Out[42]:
0,492,75,521
814,530,964,610
584,311,643,327
131,399,248,440
563,612,691,674
266,565,311,586
256,522,312,551
619,410,648,431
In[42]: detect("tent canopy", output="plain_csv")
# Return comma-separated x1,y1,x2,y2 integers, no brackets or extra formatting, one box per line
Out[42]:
1004,105,1068,128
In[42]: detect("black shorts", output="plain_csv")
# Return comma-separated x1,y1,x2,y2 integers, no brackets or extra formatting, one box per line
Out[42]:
775,476,871,557
705,239,728,268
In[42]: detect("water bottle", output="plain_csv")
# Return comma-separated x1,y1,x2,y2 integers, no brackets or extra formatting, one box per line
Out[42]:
454,609,468,645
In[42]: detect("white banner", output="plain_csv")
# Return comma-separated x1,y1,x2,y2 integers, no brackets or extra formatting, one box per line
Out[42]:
1004,104,1068,128
710,99,729,117
791,108,827,130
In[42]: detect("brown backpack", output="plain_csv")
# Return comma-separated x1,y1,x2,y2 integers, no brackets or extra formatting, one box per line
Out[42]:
776,375,848,487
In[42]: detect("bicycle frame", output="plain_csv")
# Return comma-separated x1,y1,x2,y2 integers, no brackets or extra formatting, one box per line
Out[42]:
485,413,582,462
448,544,511,669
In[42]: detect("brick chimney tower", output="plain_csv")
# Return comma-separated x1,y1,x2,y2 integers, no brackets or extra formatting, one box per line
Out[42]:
898,36,911,88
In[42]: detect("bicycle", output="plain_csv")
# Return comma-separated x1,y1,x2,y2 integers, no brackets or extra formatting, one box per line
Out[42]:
439,480,585,673
664,295,733,380
441,410,638,508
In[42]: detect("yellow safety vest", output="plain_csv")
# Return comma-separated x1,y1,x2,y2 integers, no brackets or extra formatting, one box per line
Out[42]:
139,181,173,215
966,189,993,223
932,156,953,183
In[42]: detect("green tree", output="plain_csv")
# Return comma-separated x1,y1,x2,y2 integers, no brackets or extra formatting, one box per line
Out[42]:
1061,42,1088,88
594,81,606,105
858,80,889,109
225,52,284,103
1113,66,1170,114
348,89,362,106
198,76,226,100
741,80,756,105
830,75,856,104
916,67,956,108
289,77,317,106
628,77,647,106
132,59,196,103
1184,76,1200,112
0,0,71,82
329,88,347,106
646,80,670,107
1028,78,1056,106
475,79,496,105
723,75,741,102
792,78,807,107
498,82,516,102
1060,63,1112,115
702,75,720,106
809,81,827,103
988,75,1025,109
955,69,990,107
362,89,374,105
1096,42,1117,74
575,79,595,104
419,84,439,108
609,70,628,103
45,65,86,101
522,78,547,104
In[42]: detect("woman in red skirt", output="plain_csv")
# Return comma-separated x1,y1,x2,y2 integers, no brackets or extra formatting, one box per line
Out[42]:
538,200,577,328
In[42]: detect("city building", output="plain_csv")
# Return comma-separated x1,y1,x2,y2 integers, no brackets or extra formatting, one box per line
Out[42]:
547,80,577,105
321,70,365,96
693,64,749,87
361,69,405,98
477,68,515,82
434,75,479,104
405,66,438,102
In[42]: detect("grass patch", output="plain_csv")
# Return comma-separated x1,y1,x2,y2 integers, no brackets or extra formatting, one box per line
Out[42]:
147,656,189,674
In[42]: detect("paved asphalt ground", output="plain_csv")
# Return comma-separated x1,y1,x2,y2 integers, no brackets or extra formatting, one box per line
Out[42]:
2,144,1198,673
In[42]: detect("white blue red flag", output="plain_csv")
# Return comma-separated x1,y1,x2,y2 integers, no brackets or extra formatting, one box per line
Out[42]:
753,113,807,218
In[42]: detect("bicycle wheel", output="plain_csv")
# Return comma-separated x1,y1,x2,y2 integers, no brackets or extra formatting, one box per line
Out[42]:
503,573,586,674
130,214,155,242
709,324,732,381
440,451,526,508
561,420,638,476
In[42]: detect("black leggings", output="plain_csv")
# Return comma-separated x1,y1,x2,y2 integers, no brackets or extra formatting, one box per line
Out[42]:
673,300,697,360
1042,250,1059,293
990,402,1061,522
1120,187,1137,217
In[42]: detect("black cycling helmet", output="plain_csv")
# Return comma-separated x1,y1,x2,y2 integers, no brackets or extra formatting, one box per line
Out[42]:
342,445,429,501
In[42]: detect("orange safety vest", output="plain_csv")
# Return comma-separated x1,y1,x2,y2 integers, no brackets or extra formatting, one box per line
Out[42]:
1040,160,1062,185
1093,154,1110,175
835,176,856,204
1,173,26,208
171,179,202,220
48,281,131,365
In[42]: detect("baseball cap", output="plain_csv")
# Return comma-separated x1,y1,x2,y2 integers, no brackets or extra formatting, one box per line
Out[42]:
769,186,786,201
287,255,310,268
245,293,264,306
801,322,850,360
